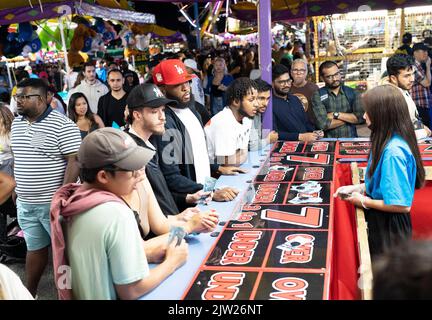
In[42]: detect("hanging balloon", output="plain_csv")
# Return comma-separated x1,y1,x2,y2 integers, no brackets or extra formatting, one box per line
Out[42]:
82,36,93,52
17,22,33,43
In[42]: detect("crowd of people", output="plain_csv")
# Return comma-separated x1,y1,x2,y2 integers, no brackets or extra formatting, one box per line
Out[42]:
0,34,431,300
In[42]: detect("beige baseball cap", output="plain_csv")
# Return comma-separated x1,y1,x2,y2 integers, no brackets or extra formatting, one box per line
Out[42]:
78,128,155,170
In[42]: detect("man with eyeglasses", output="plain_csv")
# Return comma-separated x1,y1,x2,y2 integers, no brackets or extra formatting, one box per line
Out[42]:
289,59,319,127
97,69,128,128
311,61,364,138
10,78,81,297
152,59,242,209
272,64,318,142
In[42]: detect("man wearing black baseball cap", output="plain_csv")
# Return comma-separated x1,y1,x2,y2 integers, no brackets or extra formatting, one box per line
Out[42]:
411,42,432,127
125,84,215,218
50,128,189,300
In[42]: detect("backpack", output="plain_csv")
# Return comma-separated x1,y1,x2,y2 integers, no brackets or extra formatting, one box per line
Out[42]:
0,219,27,264
318,85,358,137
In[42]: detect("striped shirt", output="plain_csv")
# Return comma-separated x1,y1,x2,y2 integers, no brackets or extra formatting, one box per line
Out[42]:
11,106,81,203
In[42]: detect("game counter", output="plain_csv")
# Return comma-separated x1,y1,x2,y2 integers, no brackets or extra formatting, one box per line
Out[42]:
140,138,432,301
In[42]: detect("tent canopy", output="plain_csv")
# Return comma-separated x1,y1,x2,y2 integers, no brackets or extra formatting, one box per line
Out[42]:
0,0,155,25
231,0,431,21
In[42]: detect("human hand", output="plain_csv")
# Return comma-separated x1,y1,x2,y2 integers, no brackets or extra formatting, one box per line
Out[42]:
186,190,212,204
213,187,239,201
299,132,319,142
143,234,170,263
165,239,188,269
333,184,365,199
218,166,248,175
345,192,371,209
177,207,201,222
268,131,279,144
186,210,219,234
427,57,431,66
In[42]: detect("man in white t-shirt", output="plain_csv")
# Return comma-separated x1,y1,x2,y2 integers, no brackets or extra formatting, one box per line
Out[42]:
386,54,431,140
205,77,259,165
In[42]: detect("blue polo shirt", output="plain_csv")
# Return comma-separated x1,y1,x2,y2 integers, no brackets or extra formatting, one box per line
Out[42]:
273,94,315,141
365,134,417,207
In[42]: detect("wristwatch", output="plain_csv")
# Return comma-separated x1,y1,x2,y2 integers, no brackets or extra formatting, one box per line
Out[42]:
333,112,340,119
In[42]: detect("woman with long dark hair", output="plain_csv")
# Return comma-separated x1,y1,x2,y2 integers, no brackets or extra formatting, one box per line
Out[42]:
68,92,104,139
334,84,425,257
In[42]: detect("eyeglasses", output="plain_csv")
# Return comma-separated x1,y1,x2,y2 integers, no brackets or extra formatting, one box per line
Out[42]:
323,72,341,80
276,79,292,85
13,94,41,102
104,168,141,178
292,69,306,74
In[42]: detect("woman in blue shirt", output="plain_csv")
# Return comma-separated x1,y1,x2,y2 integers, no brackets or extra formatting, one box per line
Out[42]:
334,84,425,257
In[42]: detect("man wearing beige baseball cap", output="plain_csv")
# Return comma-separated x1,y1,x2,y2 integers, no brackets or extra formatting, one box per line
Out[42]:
50,128,188,300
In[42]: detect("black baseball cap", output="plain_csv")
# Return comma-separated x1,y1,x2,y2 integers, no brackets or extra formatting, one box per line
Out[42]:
127,83,177,109
412,42,429,52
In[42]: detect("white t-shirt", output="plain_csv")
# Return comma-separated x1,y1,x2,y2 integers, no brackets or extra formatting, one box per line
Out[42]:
0,263,34,300
204,107,252,161
171,107,210,185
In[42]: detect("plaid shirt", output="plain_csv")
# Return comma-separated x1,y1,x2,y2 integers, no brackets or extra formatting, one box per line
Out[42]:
311,86,364,138
410,61,430,109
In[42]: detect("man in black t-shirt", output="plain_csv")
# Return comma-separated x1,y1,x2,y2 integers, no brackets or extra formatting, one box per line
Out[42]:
97,69,128,128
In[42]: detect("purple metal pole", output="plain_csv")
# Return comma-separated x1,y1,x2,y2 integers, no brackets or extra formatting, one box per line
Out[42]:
258,0,272,131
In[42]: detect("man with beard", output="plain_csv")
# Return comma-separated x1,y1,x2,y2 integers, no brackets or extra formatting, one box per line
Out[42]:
11,78,81,297
152,59,241,209
124,83,213,218
68,62,109,114
97,69,128,128
248,79,278,151
311,61,364,138
387,54,431,140
272,64,318,142
205,77,259,165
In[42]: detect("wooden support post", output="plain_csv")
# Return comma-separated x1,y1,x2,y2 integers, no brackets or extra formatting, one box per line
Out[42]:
351,162,373,300
400,8,405,46
313,16,319,83
384,12,390,49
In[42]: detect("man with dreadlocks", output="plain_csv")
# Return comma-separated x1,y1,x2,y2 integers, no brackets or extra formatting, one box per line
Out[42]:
204,77,259,166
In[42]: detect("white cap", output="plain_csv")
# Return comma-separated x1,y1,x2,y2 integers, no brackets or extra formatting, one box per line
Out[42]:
183,59,199,72
24,65,32,71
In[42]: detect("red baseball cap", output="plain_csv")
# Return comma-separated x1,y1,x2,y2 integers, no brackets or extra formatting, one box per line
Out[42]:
153,59,193,85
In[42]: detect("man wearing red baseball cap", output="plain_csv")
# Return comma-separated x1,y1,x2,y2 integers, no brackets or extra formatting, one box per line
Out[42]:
152,59,243,207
